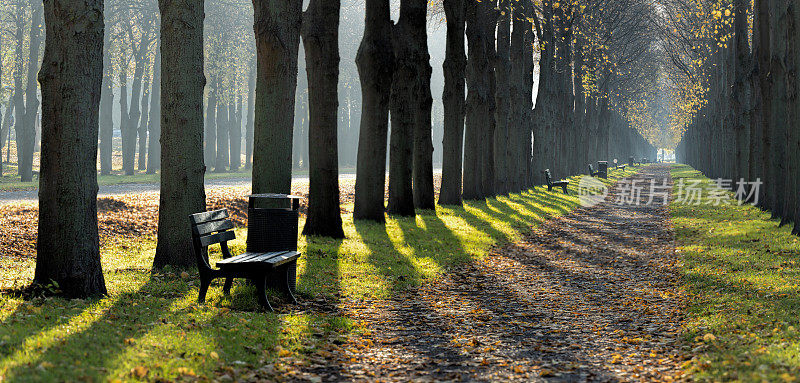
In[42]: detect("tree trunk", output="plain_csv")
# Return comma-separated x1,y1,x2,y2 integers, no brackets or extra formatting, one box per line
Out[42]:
463,0,494,199
17,1,43,183
153,0,207,270
757,0,772,210
301,0,345,238
438,0,466,206
769,0,788,221
147,44,161,174
410,0,435,211
494,0,511,195
215,102,229,172
245,60,255,169
204,83,217,168
35,0,107,297
521,0,534,187
100,27,114,176
229,99,241,171
137,77,151,171
251,0,303,194
124,23,152,176
387,0,428,216
353,0,394,222
119,68,130,175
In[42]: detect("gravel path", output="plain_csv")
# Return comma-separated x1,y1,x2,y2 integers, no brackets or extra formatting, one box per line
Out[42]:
301,164,687,382
0,174,356,204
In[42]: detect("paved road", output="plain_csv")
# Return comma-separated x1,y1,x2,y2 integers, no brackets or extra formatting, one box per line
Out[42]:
0,173,357,204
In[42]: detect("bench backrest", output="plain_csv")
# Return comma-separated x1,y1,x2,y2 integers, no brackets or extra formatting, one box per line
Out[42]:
189,209,236,271
543,169,553,185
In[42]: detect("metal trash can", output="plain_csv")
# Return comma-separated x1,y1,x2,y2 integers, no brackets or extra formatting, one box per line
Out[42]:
598,161,608,179
246,193,303,292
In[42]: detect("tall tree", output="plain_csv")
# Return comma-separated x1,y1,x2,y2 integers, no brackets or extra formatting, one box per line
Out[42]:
204,82,217,168
229,98,241,171
245,61,255,169
494,0,511,195
137,73,152,171
301,0,345,238
251,0,302,194
153,0,207,269
35,0,106,297
353,0,394,222
16,0,43,183
215,102,229,172
147,43,161,174
411,0,435,210
387,0,427,216
438,0,466,206
99,25,114,176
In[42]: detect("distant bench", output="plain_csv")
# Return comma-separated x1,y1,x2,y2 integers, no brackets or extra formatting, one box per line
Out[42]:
588,164,601,177
543,169,570,194
190,209,300,311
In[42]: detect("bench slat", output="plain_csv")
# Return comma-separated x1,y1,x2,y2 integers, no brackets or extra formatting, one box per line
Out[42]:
192,219,234,236
217,251,285,265
190,209,230,225
217,251,300,270
197,230,236,247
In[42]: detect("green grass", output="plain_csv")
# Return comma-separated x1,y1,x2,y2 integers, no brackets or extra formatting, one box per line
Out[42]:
670,164,800,382
0,166,638,381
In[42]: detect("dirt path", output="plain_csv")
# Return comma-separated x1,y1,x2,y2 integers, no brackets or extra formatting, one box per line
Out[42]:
301,164,687,382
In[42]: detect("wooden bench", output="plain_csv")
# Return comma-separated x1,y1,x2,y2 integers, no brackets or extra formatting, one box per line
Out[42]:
190,209,300,311
588,164,601,177
615,164,627,170
543,169,570,194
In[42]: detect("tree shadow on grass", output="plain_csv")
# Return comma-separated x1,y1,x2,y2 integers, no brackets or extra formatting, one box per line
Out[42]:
1,270,285,381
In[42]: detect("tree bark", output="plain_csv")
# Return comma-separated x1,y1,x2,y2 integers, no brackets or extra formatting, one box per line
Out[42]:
301,0,345,238
353,0,393,222
494,0,511,195
35,0,107,297
463,0,495,199
153,0,207,269
251,0,302,194
438,0,466,206
410,0,435,211
387,0,428,216
147,43,161,174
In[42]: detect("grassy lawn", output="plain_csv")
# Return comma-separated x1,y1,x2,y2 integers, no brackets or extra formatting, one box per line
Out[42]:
0,167,638,381
670,164,800,381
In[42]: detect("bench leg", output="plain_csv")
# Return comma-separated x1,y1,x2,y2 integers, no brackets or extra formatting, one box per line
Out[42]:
198,275,211,304
223,277,233,295
561,184,569,194
283,264,298,304
254,276,274,312
547,185,554,192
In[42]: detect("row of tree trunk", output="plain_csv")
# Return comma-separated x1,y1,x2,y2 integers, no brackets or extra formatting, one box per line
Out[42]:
676,0,800,235
32,0,660,297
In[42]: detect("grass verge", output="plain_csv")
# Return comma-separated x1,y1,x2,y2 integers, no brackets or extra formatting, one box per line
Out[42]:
670,164,800,381
0,166,638,381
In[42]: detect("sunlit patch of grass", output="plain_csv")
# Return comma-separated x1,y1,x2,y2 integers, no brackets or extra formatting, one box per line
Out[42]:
0,167,638,381
670,164,800,381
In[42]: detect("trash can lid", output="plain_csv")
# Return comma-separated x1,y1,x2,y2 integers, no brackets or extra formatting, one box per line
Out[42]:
247,193,304,200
